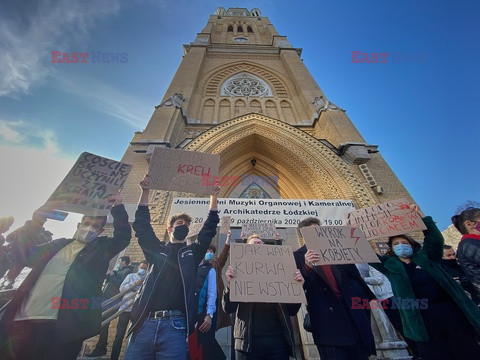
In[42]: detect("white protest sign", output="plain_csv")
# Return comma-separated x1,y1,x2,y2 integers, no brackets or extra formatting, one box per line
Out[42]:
169,198,355,227
45,152,132,216
300,226,380,265
220,216,231,235
345,198,426,240
241,223,277,239
187,222,204,238
147,147,220,195
230,243,306,303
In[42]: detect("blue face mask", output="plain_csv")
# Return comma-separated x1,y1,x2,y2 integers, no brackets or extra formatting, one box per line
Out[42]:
205,252,214,261
138,268,146,276
393,243,413,258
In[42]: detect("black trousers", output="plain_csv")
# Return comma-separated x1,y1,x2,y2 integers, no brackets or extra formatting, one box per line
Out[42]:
10,320,84,360
110,312,131,360
236,335,290,360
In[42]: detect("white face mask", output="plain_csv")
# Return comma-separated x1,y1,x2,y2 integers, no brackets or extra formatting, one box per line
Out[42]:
75,225,99,244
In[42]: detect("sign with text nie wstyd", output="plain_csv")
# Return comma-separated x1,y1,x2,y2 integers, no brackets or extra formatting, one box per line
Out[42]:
230,243,306,303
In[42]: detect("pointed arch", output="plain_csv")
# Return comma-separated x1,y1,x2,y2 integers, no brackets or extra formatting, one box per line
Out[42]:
185,113,377,206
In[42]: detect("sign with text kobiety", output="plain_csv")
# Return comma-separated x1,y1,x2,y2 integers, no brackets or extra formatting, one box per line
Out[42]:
45,152,132,216
148,147,219,195
300,226,380,265
345,198,427,240
230,243,306,304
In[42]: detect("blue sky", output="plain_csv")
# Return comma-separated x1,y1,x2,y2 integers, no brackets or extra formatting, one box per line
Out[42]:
0,0,478,237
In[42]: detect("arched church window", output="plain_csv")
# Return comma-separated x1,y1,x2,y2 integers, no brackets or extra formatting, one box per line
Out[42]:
247,26,253,33
221,72,272,97
239,183,271,199
238,26,243,32
227,25,233,32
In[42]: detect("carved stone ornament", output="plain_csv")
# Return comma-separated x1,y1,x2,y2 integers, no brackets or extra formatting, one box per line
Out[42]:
158,93,185,108
221,72,272,97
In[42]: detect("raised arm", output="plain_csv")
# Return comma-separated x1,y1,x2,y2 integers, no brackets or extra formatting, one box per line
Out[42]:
420,216,444,262
195,186,221,264
132,175,163,262
216,230,231,269
222,265,239,314
106,194,131,257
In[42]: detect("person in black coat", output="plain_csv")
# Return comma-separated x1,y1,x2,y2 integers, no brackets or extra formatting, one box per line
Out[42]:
294,218,376,360
0,194,131,360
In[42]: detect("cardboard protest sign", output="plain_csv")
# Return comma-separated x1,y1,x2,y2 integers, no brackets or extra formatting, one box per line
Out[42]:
220,216,231,235
345,198,426,240
147,147,219,195
187,222,204,239
300,226,380,265
45,152,132,216
230,243,306,303
241,223,277,239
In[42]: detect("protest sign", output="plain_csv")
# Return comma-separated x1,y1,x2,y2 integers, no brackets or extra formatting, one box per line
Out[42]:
345,198,426,240
241,223,277,239
147,147,219,195
220,216,231,235
300,226,380,265
187,222,204,239
169,198,355,227
45,152,132,216
375,242,390,255
229,243,306,303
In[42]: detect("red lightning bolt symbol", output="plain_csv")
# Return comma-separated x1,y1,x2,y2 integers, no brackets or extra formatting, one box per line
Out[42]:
351,228,361,246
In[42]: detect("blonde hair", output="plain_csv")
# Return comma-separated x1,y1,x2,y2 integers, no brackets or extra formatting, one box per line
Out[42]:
247,233,262,244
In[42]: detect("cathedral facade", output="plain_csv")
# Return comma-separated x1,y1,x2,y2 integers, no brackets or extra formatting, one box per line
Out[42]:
114,7,414,359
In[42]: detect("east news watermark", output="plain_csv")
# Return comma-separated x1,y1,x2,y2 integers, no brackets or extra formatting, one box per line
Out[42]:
51,51,128,63
351,51,428,63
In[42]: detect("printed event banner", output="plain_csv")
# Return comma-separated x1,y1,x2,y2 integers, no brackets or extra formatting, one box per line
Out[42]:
345,198,426,240
45,152,132,216
169,198,355,228
147,147,220,195
300,226,380,265
230,243,306,304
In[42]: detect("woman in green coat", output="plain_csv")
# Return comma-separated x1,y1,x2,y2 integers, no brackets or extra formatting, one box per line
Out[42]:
371,206,480,360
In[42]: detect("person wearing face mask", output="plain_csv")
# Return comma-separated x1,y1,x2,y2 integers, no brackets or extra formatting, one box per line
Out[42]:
101,260,149,360
86,255,134,357
123,174,220,360
188,246,226,360
452,208,480,298
0,194,131,360
370,205,480,360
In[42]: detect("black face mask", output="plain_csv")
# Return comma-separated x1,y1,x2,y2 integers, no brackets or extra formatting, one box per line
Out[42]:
173,225,189,240
443,259,460,269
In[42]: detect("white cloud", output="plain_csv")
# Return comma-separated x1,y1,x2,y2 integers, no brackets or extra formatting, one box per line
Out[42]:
0,124,82,238
0,0,120,97
52,74,151,129
0,120,25,143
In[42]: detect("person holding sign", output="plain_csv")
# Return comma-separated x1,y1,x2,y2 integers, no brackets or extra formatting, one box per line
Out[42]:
0,194,131,360
222,235,305,360
123,175,220,360
371,205,480,360
293,217,376,360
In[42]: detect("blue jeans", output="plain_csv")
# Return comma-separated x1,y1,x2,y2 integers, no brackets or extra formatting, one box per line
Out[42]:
123,316,187,360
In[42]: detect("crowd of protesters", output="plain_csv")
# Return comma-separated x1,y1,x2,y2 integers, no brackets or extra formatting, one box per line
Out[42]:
0,182,479,360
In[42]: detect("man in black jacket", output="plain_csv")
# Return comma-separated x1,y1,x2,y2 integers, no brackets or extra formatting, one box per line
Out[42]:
123,175,220,360
294,217,376,360
0,194,131,360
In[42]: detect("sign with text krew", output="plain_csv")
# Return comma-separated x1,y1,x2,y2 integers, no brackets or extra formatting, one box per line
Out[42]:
230,243,306,303
345,198,426,240
300,226,380,265
148,147,219,195
45,152,132,216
